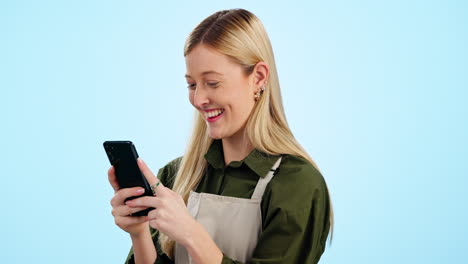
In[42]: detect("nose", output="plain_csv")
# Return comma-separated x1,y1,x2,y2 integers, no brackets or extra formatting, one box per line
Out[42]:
193,86,209,109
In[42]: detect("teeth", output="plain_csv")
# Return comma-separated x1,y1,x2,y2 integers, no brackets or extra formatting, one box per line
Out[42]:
205,109,224,118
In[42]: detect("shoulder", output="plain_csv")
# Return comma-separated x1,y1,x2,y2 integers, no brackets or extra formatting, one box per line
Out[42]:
276,154,327,190
263,154,329,212
156,156,183,189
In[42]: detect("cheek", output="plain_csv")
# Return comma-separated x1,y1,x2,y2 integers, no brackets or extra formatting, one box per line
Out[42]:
230,89,254,114
188,91,195,107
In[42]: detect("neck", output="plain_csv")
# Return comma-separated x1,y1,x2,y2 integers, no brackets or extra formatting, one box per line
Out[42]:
221,128,253,166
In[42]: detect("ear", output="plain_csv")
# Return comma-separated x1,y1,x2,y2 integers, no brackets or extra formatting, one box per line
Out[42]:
251,61,269,89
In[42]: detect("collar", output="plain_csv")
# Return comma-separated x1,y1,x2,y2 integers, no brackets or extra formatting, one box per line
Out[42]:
204,139,281,178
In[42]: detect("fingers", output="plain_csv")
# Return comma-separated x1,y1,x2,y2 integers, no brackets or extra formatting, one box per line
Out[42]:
111,187,145,207
108,166,120,193
112,204,149,217
137,158,160,185
137,158,166,196
126,196,162,208
114,215,148,230
148,210,163,230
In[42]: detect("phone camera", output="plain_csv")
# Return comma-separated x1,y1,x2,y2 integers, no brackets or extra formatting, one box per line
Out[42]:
107,150,114,162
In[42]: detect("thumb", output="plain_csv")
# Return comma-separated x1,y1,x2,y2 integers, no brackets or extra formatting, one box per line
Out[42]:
137,158,165,191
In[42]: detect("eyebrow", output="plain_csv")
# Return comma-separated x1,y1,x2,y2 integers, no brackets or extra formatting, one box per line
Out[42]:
185,71,224,78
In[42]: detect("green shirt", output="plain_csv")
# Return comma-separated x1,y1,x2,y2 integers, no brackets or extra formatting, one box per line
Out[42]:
125,139,331,264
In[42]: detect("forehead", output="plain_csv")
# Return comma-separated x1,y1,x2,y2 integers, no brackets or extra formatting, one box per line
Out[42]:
185,44,239,78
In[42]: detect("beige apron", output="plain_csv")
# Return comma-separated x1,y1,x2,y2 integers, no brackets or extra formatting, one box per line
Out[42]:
174,157,282,264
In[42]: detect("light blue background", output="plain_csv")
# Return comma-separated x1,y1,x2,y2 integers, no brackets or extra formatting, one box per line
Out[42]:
1,0,467,263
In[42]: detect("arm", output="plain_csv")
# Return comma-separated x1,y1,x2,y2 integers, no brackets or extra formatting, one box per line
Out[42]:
125,227,175,264
128,158,223,264
183,221,224,264
130,227,157,264
107,165,158,264
125,157,182,264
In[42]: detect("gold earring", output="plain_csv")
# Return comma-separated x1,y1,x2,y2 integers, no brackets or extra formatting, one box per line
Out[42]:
255,86,266,101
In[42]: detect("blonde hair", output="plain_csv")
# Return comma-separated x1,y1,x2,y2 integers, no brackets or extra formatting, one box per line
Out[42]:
160,8,334,258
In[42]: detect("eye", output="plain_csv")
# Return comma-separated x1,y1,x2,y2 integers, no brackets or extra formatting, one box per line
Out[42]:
187,83,196,90
207,82,219,88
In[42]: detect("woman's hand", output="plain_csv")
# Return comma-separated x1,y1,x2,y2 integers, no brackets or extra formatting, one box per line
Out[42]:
108,166,150,236
125,158,199,247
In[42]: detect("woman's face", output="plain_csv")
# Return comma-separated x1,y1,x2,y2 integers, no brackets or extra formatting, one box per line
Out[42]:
185,44,257,140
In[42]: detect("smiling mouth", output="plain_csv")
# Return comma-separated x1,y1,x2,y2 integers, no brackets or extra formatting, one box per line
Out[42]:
204,109,225,118
204,108,225,123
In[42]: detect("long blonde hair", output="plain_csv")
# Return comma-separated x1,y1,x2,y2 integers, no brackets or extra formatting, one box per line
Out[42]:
160,8,334,258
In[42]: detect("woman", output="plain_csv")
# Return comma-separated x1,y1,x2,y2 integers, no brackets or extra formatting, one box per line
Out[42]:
108,8,333,264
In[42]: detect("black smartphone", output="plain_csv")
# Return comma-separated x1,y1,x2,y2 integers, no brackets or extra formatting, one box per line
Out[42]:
103,141,154,216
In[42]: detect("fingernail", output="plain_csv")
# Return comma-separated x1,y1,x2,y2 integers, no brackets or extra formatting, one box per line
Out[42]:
136,188,145,194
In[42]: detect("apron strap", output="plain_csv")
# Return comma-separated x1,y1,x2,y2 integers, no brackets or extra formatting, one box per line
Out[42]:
251,156,283,200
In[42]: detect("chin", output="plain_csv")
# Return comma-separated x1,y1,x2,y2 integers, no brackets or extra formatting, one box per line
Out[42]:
208,129,224,139
208,134,224,140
